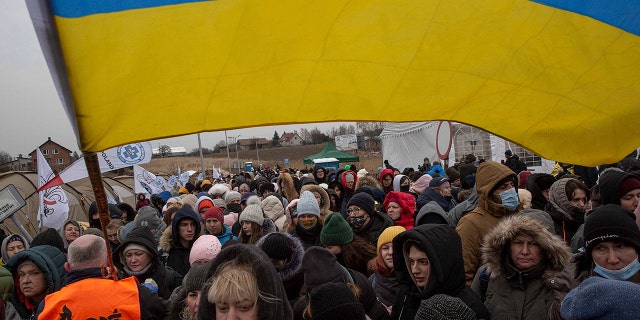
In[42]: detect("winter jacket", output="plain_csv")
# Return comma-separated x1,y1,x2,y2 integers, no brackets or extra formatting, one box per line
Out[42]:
288,223,323,251
5,245,67,319
208,224,237,245
448,186,479,226
599,170,639,206
256,232,305,301
113,226,183,299
197,244,293,320
354,211,394,247
416,187,454,212
415,201,451,226
477,215,570,320
262,195,287,231
0,266,13,301
369,271,398,311
544,178,585,244
391,224,489,320
456,161,520,284
160,207,202,276
278,172,299,202
35,267,167,320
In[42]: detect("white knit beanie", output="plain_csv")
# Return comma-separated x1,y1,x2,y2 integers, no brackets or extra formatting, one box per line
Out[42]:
297,191,320,218
240,204,265,226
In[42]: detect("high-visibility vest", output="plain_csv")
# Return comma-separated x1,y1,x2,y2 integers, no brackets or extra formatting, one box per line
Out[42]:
39,276,141,319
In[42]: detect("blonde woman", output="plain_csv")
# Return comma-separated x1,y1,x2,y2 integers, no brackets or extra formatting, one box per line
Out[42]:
197,244,292,320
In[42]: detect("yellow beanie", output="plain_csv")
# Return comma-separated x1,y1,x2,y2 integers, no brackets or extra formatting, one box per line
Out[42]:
178,186,189,195
377,226,406,253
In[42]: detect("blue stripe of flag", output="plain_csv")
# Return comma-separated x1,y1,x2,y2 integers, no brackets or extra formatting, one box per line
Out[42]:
51,0,209,18
532,0,640,36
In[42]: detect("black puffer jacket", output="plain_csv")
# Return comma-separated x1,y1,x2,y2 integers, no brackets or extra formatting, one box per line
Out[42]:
113,226,183,299
391,224,490,320
256,232,305,301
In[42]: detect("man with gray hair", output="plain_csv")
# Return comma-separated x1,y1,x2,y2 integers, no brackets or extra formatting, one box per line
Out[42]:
35,235,167,319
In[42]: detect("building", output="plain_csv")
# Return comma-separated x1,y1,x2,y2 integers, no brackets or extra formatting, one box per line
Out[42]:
0,155,33,172
152,146,187,157
29,137,73,173
279,132,304,147
238,138,270,151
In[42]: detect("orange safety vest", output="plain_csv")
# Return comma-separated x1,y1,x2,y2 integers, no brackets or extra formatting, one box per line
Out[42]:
38,276,141,320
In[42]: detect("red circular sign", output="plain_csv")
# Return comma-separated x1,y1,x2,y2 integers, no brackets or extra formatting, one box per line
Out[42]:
436,121,452,160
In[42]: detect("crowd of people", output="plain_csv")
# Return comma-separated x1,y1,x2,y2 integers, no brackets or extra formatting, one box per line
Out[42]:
0,149,639,319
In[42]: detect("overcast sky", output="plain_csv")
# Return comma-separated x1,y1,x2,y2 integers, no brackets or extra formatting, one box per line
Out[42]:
0,1,353,158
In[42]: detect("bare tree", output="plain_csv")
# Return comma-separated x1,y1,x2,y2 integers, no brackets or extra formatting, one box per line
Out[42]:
310,127,329,144
0,150,11,164
358,122,384,149
298,128,311,143
159,145,172,158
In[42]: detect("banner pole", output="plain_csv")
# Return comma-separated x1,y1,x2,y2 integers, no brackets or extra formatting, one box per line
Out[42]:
84,152,117,279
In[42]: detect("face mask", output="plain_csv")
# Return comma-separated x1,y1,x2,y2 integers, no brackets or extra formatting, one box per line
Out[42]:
594,258,640,281
299,217,318,230
349,216,367,230
227,203,242,214
400,184,410,192
499,188,519,211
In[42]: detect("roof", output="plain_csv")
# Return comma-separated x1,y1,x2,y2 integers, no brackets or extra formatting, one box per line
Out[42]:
238,138,270,146
29,137,73,156
303,142,359,164
279,132,300,142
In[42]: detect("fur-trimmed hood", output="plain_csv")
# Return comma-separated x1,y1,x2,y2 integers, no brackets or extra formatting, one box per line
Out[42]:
356,175,382,190
255,232,304,282
482,215,570,279
277,172,299,202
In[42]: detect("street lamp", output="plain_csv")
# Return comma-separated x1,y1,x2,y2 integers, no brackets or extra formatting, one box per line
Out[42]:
225,131,231,175
235,135,241,173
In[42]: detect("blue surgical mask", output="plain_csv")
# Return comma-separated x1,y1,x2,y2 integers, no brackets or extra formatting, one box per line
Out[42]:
499,188,519,211
594,258,640,281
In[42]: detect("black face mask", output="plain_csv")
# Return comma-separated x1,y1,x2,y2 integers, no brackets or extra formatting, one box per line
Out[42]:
400,184,410,192
227,203,242,214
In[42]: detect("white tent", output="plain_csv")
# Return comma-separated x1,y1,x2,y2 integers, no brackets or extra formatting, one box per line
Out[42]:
379,122,453,171
380,122,555,173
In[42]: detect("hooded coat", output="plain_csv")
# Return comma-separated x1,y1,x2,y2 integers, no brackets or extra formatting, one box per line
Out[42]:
526,173,556,210
598,170,638,206
448,186,479,226
261,195,287,231
416,187,454,213
391,224,489,320
544,178,586,244
300,185,332,223
456,161,521,285
479,215,570,320
59,220,82,250
197,244,293,320
379,169,395,194
256,232,305,301
1,234,30,263
277,172,299,202
5,246,67,319
415,201,451,226
160,207,202,276
113,226,183,299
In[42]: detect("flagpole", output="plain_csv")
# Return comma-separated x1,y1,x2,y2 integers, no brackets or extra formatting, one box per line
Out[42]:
84,152,117,279
197,133,205,179
225,130,231,176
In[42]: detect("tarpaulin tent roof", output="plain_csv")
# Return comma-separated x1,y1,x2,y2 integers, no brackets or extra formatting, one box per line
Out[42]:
304,143,360,164
0,171,136,237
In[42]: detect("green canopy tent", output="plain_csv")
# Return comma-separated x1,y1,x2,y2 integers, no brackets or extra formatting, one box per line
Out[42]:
303,142,360,164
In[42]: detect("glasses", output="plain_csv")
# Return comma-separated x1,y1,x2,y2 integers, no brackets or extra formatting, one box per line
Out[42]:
347,207,363,214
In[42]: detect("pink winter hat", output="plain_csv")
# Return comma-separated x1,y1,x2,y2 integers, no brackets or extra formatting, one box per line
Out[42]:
189,235,222,265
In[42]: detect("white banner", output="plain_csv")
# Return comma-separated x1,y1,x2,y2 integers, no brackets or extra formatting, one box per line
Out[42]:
167,175,178,190
37,149,69,229
134,165,160,195
335,134,358,151
38,142,153,191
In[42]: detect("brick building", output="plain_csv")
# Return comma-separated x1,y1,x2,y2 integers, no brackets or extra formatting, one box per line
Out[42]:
29,137,73,173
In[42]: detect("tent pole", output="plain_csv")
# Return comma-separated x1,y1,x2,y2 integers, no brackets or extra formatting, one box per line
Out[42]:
84,152,117,279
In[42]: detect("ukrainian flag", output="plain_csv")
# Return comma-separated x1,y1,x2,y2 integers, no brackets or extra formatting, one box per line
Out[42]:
32,0,640,165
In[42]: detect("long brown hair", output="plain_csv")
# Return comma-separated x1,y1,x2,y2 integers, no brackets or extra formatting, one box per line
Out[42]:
239,222,263,245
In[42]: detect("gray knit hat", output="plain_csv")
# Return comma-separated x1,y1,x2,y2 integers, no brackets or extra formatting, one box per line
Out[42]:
239,204,265,226
225,191,242,205
415,294,476,320
184,263,209,293
297,191,320,218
